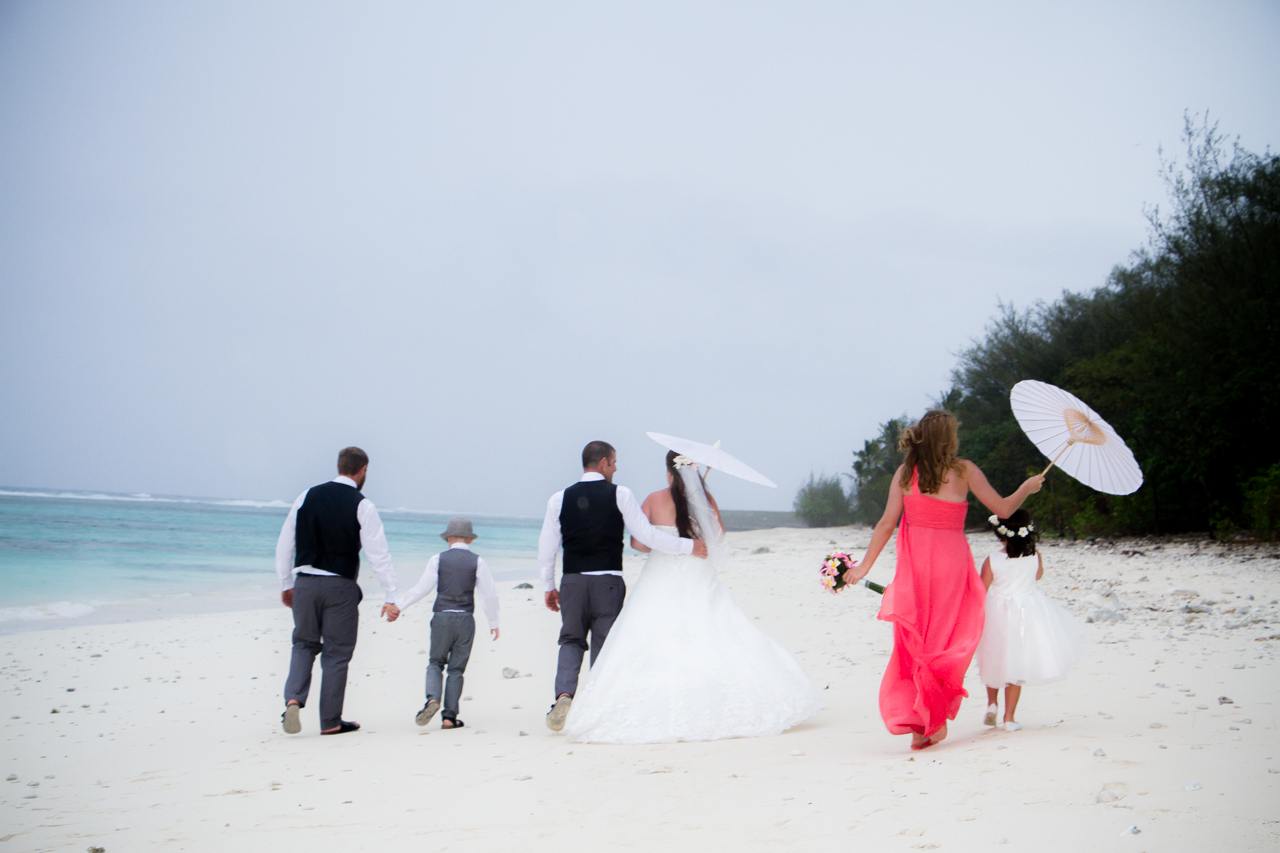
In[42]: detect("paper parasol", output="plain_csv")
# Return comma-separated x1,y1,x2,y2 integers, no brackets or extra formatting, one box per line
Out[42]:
645,433,777,488
1009,380,1143,495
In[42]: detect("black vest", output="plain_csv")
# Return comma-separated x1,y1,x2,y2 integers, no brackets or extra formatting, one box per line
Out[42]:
434,548,479,613
294,480,365,580
559,479,624,575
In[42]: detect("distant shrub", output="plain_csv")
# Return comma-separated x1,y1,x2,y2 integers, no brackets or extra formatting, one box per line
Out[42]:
1245,462,1280,540
794,474,852,527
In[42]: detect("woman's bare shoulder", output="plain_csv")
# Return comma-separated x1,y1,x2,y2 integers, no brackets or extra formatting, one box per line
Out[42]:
642,488,673,506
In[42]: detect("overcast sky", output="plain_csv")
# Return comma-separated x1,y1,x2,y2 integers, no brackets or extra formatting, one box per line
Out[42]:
2,1,1277,516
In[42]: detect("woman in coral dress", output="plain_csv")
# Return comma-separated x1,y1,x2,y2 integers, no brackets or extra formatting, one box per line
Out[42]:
844,410,1044,750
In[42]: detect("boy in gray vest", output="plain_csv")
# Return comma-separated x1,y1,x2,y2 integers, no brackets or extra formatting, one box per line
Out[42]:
396,517,499,729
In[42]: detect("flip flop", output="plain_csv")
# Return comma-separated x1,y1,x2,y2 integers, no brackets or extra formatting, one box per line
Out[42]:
321,721,361,735
282,704,301,735
983,705,998,727
441,718,465,729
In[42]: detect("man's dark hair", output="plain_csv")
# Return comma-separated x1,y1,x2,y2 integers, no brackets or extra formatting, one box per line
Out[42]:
337,446,369,476
582,441,616,469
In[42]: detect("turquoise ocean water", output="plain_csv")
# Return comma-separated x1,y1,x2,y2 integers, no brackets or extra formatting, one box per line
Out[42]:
0,488,540,633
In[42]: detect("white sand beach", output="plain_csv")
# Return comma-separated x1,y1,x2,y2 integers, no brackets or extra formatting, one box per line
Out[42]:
4,527,1278,851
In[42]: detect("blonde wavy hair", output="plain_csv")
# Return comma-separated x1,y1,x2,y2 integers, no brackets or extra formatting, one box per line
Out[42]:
897,410,965,495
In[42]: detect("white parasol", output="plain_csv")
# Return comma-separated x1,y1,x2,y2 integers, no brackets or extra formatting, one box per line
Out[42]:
1009,380,1143,496
645,432,778,488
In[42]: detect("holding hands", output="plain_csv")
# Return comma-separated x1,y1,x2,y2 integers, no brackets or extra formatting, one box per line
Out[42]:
381,603,400,622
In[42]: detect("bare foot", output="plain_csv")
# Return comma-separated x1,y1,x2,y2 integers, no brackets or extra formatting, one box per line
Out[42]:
911,723,948,750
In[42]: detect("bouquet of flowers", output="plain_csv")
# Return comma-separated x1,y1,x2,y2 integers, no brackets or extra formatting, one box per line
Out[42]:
820,552,855,594
820,551,885,595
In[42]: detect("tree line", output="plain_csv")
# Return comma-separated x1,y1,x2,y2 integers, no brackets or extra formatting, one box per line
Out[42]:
796,118,1279,538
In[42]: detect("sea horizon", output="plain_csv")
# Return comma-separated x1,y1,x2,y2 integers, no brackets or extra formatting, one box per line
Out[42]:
0,484,807,635
0,486,544,634
0,484,546,521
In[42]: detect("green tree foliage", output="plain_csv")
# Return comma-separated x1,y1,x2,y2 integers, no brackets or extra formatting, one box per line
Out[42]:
851,417,907,525
857,117,1280,537
793,473,852,527
1245,462,1280,541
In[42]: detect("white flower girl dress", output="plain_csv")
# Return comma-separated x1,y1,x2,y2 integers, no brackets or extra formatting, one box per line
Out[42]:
975,550,1088,688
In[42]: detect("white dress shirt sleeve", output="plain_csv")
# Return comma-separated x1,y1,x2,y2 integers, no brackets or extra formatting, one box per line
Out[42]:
475,557,500,630
357,499,399,603
274,490,308,592
537,491,565,592
396,554,440,612
616,485,694,555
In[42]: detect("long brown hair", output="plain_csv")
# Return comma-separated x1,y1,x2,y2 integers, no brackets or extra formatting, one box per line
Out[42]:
897,410,965,494
666,451,698,539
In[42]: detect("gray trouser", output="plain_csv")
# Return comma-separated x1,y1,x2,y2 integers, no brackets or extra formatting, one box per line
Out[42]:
426,611,476,718
554,572,626,699
284,574,362,731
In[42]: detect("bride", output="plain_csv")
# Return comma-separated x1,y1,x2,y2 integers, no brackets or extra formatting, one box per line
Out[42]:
563,451,821,743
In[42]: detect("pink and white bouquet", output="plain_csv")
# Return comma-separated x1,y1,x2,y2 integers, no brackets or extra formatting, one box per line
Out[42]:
820,552,857,594
820,551,886,595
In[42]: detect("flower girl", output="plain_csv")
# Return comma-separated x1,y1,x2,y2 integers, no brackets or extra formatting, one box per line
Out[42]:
975,509,1087,732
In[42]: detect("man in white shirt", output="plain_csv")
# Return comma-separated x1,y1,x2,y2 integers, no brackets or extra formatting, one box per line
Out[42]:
538,440,708,731
275,447,400,736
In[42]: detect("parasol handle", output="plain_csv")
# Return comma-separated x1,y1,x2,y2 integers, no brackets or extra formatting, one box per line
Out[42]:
702,439,722,484
1041,439,1075,476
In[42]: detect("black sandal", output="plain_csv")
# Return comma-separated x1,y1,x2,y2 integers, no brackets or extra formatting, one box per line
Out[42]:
321,720,361,735
441,717,464,729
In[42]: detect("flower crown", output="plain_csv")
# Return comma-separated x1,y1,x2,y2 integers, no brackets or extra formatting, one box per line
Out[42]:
672,455,698,469
988,514,1034,538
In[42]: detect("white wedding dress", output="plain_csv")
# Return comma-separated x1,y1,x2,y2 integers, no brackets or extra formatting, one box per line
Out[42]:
563,469,821,744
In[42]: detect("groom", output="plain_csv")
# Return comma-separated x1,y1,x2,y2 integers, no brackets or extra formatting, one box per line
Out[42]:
538,440,708,731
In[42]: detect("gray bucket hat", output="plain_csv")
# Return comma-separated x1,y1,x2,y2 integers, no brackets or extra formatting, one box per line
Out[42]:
440,516,476,540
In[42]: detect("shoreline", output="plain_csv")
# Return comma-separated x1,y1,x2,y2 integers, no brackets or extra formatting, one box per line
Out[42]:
0,511,811,636
0,558,541,637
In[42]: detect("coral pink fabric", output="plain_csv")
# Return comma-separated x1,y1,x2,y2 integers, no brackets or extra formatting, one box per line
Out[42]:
876,471,986,737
